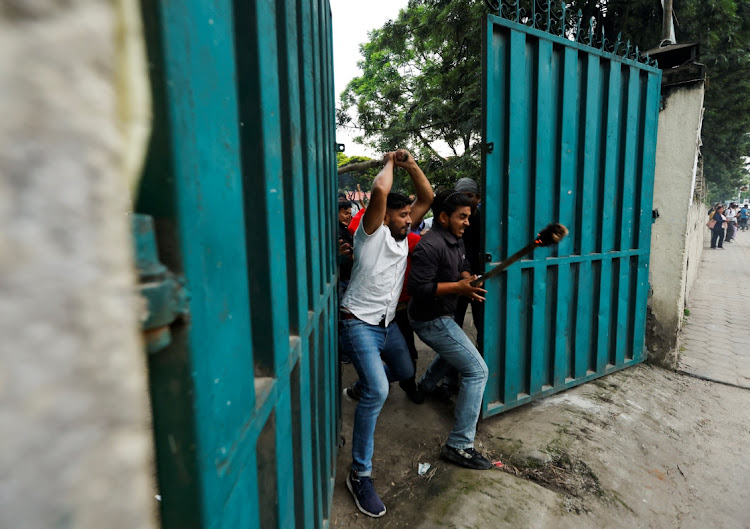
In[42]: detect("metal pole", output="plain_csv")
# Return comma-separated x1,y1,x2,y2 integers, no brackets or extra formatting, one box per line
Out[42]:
662,0,674,43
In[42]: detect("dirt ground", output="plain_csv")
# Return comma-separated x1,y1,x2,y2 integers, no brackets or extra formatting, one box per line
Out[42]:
331,321,750,529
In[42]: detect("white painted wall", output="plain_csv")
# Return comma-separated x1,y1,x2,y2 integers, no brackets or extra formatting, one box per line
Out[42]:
649,81,705,366
0,2,156,528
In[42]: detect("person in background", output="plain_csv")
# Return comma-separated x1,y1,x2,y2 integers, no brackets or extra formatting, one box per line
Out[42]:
739,204,749,231
338,200,354,294
453,178,484,351
339,149,433,518
408,189,492,470
710,204,726,249
725,202,738,242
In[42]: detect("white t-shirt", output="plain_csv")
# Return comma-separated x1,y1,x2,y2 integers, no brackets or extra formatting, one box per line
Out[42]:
341,222,408,326
726,208,737,222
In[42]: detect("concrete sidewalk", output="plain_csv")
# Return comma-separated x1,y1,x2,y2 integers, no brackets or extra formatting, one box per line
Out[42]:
678,227,750,389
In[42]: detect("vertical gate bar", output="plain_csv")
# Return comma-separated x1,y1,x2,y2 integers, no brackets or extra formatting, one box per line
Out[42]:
615,66,640,364
279,0,309,336
482,20,508,408
320,0,334,286
298,0,321,309
504,29,530,401
324,2,340,505
595,61,621,371
530,38,554,393
320,310,332,516
240,0,294,377
574,53,601,378
296,342,315,528
308,329,323,526
632,71,661,361
275,391,295,528
553,46,579,385
310,0,324,303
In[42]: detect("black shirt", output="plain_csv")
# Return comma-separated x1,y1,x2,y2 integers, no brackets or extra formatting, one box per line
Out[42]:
407,224,471,322
463,208,482,274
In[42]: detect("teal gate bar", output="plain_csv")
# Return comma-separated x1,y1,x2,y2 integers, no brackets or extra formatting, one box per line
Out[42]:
137,0,339,527
481,2,661,418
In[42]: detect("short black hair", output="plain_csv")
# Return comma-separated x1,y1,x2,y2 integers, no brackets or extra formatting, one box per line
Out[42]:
338,200,353,210
338,192,347,200
434,189,472,217
386,192,411,211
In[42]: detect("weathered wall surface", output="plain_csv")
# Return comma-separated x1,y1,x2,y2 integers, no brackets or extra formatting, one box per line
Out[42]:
648,81,705,367
683,163,708,308
0,1,156,528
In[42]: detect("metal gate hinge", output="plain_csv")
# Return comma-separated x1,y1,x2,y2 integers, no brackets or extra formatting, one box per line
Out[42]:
336,143,346,153
132,214,190,354
485,142,494,154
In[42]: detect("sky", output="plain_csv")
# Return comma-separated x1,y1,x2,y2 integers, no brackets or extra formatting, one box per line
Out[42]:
329,0,409,157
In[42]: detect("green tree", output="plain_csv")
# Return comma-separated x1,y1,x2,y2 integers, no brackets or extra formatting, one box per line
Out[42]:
569,0,750,202
338,0,486,187
340,0,750,198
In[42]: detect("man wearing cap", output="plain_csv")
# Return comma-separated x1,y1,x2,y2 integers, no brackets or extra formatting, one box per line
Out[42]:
453,177,484,350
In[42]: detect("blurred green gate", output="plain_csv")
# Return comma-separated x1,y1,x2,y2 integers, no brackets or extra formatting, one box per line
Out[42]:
136,0,339,527
481,3,662,417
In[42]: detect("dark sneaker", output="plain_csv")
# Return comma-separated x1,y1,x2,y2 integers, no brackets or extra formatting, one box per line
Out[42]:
346,470,386,518
418,382,452,402
342,383,361,402
440,444,493,470
399,379,425,404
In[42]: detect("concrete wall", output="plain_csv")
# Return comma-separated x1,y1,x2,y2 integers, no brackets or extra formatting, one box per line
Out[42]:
0,2,157,528
648,79,706,368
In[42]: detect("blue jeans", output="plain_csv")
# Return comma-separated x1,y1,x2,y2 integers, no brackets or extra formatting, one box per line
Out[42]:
339,319,415,476
411,316,488,449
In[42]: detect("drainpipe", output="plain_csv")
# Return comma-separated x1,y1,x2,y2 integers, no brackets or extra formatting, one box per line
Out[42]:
662,0,675,45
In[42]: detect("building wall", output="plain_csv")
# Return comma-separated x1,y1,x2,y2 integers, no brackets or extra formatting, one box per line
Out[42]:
648,81,705,367
0,2,156,528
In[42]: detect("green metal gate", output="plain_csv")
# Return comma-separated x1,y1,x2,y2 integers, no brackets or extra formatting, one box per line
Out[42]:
481,2,662,417
136,0,339,527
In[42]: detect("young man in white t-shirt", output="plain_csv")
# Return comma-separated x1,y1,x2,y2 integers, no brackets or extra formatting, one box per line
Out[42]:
339,150,432,518
725,203,738,242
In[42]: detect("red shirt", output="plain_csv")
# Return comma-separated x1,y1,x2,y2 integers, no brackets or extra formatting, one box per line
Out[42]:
348,208,420,302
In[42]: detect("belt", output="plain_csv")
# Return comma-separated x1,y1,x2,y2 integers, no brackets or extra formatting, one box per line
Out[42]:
340,311,386,328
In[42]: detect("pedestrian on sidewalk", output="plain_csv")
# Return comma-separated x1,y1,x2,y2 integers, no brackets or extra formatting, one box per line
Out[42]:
725,203,738,242
710,205,726,249
407,189,492,471
338,149,433,518
739,204,748,231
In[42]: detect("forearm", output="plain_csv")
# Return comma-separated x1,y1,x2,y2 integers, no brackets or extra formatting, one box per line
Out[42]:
435,282,461,296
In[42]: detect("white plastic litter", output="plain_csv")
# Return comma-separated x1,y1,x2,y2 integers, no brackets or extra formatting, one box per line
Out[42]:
418,463,431,476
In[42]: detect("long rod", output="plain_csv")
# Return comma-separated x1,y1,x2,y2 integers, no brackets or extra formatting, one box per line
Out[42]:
470,242,536,287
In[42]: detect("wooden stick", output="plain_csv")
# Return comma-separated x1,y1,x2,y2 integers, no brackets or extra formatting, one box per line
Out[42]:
471,223,568,286
337,151,409,175
337,157,386,175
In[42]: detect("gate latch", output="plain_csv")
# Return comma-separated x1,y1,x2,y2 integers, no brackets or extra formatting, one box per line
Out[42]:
484,142,494,154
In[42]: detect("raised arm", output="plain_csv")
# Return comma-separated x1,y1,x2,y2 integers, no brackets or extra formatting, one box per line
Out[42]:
394,149,433,227
361,152,395,235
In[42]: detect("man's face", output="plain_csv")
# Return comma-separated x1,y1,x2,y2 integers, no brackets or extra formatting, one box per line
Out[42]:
441,206,471,238
339,207,352,226
385,205,412,241
462,191,480,212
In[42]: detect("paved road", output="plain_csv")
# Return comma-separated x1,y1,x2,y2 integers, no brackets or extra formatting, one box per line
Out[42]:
678,225,750,389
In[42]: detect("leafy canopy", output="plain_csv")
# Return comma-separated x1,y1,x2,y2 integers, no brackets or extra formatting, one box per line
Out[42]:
340,0,750,200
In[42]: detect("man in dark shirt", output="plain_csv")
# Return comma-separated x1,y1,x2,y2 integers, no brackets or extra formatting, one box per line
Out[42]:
338,200,354,291
408,189,492,470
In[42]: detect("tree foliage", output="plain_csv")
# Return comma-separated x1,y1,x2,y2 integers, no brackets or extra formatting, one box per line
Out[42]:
340,0,750,198
339,0,486,186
